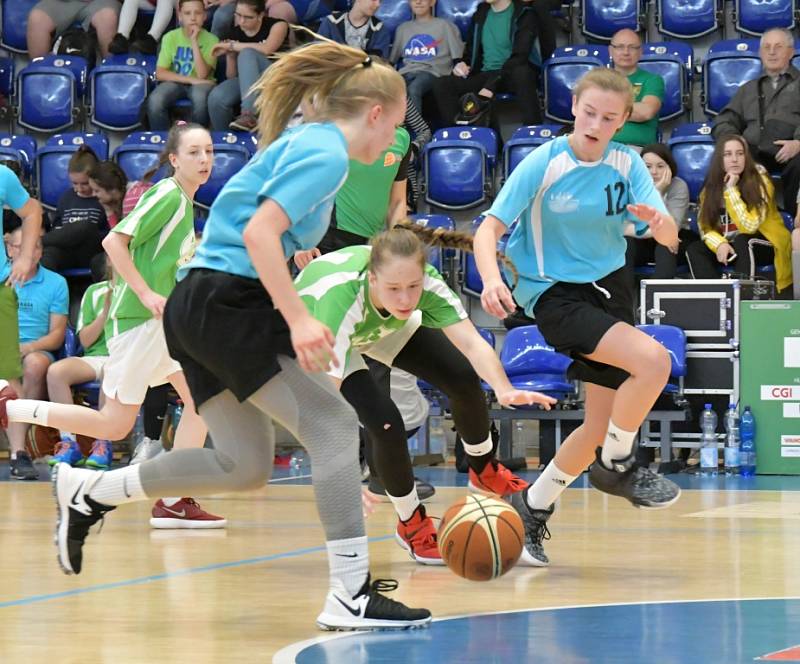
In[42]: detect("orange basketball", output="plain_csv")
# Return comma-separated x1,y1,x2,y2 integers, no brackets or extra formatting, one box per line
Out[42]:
437,494,524,581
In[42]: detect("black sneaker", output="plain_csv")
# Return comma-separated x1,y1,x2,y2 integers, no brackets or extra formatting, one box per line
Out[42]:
507,491,553,566
367,476,436,502
10,451,39,480
52,463,116,574
107,33,129,55
317,574,432,630
131,33,158,55
454,92,491,126
588,447,681,509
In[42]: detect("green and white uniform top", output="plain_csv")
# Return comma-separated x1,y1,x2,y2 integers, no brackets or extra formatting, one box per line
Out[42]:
295,245,467,379
77,280,112,357
107,178,196,337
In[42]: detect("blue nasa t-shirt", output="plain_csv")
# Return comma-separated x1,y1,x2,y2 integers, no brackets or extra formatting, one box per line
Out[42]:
390,18,464,78
486,135,666,315
184,123,349,281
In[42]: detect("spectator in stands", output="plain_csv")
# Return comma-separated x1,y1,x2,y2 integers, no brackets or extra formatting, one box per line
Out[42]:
88,161,128,228
713,28,800,217
47,261,114,469
4,227,68,480
207,0,288,132
687,135,793,294
429,0,552,129
41,146,107,274
404,97,431,210
26,0,121,59
625,143,693,280
147,0,219,130
109,0,174,55
316,0,390,59
609,29,663,151
390,0,463,114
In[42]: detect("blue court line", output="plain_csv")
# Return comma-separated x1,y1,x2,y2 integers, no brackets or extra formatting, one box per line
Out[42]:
0,535,393,610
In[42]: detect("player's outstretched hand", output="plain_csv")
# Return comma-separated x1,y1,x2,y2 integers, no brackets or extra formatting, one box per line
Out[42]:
496,389,556,410
627,203,667,234
481,278,516,319
291,316,338,373
141,291,167,318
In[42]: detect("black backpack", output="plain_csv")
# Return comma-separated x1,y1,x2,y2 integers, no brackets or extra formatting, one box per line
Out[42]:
53,26,98,64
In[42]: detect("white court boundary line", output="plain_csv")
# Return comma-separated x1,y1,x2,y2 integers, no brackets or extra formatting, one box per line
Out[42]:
273,594,800,663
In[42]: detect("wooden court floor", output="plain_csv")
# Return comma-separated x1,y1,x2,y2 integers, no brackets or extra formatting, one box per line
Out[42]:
2,466,800,663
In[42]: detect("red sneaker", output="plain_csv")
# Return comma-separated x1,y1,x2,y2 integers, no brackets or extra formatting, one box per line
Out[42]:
149,498,227,529
395,504,444,565
0,380,19,428
468,460,529,497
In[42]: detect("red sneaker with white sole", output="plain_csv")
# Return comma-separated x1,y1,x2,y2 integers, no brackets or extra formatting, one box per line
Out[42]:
150,498,227,529
0,380,19,428
395,504,444,565
468,460,529,497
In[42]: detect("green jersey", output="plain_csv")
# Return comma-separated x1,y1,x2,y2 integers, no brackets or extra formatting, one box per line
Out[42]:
77,280,111,357
334,127,411,239
295,245,467,378
107,178,196,337
613,68,664,147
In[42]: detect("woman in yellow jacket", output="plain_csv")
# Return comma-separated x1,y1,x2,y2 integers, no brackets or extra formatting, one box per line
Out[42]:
686,134,792,294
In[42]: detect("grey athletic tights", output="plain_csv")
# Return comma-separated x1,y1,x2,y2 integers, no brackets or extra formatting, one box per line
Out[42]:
138,355,364,542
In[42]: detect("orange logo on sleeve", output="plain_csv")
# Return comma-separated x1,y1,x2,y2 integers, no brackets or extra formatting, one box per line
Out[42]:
384,152,397,167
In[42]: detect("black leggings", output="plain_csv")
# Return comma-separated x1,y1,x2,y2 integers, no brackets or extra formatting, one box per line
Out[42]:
686,231,774,279
340,326,489,497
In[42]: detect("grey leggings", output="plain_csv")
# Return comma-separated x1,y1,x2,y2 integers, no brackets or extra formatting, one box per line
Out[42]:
138,356,364,542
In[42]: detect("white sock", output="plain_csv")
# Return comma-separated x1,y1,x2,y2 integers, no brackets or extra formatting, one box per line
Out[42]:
161,497,181,507
462,434,493,457
600,420,637,467
87,465,147,506
327,535,369,597
6,399,51,426
387,485,420,522
527,461,577,510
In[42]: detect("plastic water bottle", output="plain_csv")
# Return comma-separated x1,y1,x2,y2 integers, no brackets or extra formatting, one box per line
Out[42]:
131,408,146,450
428,408,447,456
740,406,757,477
723,402,740,475
514,420,525,456
172,400,184,431
289,448,309,476
699,404,719,476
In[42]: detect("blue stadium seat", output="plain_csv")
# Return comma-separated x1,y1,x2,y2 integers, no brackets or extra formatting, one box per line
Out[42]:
436,0,481,40
461,215,511,297
36,133,109,210
702,39,761,116
733,0,795,36
580,0,642,41
101,53,158,78
636,324,687,395
503,124,562,181
210,130,259,157
655,0,720,39
1,0,38,53
195,141,251,210
0,134,37,182
17,56,88,133
421,127,498,210
543,45,610,123
409,213,456,275
113,131,169,182
477,327,495,348
499,325,576,401
638,42,693,121
667,122,715,203
376,0,412,40
89,59,152,131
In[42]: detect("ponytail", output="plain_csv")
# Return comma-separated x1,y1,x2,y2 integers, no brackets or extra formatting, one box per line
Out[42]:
252,32,405,147
68,144,99,174
370,219,519,287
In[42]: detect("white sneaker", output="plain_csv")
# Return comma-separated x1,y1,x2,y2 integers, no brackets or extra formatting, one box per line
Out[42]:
129,437,164,465
51,463,116,575
316,575,432,631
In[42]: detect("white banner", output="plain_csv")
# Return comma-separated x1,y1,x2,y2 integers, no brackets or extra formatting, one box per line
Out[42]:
761,386,800,400
785,403,800,418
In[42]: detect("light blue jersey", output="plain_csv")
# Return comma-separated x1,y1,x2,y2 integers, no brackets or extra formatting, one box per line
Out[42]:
184,123,349,280
0,165,32,282
486,135,666,315
15,266,68,343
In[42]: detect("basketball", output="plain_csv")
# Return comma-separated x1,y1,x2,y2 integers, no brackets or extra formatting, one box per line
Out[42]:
438,494,525,581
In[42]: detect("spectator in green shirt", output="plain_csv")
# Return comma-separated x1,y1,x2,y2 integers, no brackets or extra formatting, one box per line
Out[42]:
146,0,219,129
609,29,663,150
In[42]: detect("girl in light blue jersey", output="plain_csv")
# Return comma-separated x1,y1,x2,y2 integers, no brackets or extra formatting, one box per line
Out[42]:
475,68,682,567
35,39,431,633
